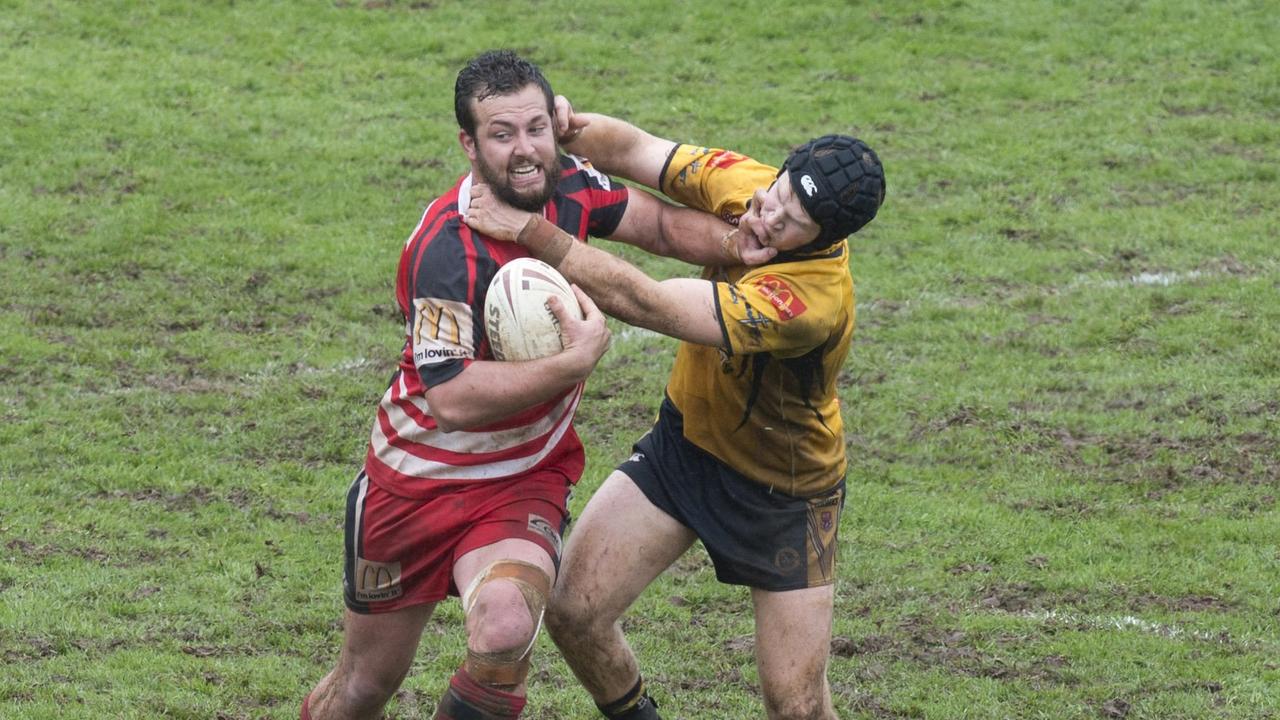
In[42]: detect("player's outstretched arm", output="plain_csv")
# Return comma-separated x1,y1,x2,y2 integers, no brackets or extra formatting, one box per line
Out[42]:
554,99,776,266
467,203,724,348
611,187,776,266
558,110,672,192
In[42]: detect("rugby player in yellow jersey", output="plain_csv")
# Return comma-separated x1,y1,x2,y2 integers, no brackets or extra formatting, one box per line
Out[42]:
465,101,884,720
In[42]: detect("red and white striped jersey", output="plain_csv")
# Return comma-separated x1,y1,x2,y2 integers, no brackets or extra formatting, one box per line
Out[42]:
365,156,629,499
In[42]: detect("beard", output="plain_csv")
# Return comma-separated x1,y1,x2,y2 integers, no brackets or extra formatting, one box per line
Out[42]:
475,149,558,213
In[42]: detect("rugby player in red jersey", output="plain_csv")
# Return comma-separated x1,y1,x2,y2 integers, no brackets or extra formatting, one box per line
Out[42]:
299,52,741,720
466,100,885,719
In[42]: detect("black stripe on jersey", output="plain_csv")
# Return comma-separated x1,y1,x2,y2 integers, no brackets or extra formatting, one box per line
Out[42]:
553,155,629,239
774,241,846,264
658,143,682,196
467,236,500,361
408,198,458,281
735,339,831,434
403,199,457,315
414,217,473,306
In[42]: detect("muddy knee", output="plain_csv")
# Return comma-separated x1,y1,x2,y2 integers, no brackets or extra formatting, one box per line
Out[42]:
461,559,551,688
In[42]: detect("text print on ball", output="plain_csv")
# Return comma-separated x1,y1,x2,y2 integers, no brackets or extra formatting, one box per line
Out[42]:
484,257,583,362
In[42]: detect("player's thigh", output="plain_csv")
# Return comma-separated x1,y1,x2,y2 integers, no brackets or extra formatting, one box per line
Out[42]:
751,584,836,698
555,470,696,620
337,604,436,685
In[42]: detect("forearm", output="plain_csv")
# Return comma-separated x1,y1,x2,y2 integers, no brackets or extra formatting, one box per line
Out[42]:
652,202,742,266
427,356,588,432
560,113,668,190
603,187,741,267
519,217,658,320
517,216,722,346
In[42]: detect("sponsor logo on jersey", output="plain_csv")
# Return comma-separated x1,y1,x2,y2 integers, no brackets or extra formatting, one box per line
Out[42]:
354,558,403,602
706,150,747,170
569,155,611,190
413,297,474,365
736,304,773,346
753,275,807,320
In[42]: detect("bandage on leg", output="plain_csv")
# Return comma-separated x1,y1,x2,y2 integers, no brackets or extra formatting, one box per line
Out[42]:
460,559,552,688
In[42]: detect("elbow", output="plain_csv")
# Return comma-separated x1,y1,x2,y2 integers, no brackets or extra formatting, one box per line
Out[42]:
434,416,462,434
427,399,468,433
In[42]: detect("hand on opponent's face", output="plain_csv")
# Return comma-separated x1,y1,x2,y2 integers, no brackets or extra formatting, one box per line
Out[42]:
731,225,779,266
553,95,589,145
465,183,534,243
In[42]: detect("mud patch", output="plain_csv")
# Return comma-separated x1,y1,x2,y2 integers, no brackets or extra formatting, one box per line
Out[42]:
1002,417,1280,488
832,615,1077,685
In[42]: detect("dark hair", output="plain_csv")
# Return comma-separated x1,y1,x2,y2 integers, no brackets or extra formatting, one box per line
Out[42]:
454,50,555,137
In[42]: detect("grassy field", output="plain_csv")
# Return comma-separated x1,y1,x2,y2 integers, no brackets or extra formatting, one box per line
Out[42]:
2,1,1277,718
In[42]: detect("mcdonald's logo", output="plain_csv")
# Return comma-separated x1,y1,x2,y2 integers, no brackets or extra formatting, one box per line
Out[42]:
411,298,474,364
415,299,461,346
752,274,807,321
354,558,403,602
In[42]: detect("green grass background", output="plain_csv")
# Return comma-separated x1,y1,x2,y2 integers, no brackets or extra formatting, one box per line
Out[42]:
1,1,1277,718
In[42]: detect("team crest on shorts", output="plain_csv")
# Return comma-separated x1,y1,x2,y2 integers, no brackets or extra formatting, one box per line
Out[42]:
773,547,801,573
527,514,562,556
353,557,403,602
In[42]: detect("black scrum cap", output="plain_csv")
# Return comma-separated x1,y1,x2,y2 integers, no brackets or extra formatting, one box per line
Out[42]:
781,135,885,248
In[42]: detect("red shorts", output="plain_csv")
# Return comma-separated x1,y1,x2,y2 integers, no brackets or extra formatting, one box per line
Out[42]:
342,469,571,614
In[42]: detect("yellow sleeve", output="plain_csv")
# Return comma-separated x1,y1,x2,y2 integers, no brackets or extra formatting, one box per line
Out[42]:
713,264,839,358
659,144,780,220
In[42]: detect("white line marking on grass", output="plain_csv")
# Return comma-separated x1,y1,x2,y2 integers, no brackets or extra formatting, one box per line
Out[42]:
1015,609,1276,651
1096,270,1205,288
1023,609,1211,640
242,357,382,383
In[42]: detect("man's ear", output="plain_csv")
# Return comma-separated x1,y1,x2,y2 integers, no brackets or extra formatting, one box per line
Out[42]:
459,129,477,162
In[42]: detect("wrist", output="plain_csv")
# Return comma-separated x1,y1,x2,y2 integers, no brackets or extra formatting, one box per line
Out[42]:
559,127,584,146
516,215,574,266
720,228,742,264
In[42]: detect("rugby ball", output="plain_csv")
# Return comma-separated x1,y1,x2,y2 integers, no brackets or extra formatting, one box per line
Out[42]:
484,257,582,361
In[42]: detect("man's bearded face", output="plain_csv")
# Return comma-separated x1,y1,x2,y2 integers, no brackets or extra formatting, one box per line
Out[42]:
468,84,559,212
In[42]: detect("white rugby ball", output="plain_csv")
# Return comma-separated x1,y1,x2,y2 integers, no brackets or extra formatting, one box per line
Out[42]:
484,257,582,362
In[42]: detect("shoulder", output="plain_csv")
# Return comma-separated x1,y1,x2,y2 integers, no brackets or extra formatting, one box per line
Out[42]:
406,178,468,248
402,193,491,288
661,144,780,218
734,255,851,329
556,153,624,195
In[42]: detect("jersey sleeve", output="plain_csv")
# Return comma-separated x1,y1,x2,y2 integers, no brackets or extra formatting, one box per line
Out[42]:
658,144,780,220
562,155,630,238
713,265,838,358
404,217,485,388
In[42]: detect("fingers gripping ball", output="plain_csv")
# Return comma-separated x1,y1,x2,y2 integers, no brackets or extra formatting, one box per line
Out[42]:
484,257,583,361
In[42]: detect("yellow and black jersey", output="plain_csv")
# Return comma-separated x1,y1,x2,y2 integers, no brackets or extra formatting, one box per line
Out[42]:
658,144,855,497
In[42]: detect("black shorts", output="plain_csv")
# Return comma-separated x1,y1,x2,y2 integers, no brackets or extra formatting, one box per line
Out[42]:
618,398,845,591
